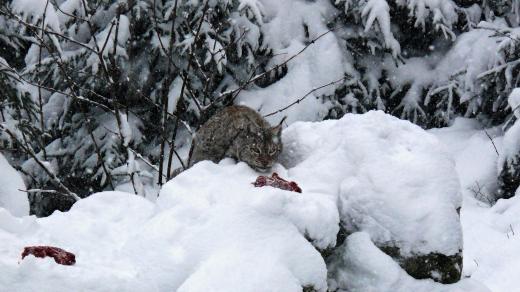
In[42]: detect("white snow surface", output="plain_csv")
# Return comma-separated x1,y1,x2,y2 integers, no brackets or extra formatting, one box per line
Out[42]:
0,153,29,217
430,118,520,292
0,111,471,291
0,184,329,291
11,0,61,33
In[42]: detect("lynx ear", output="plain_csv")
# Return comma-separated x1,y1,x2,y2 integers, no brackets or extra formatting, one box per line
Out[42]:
271,116,286,137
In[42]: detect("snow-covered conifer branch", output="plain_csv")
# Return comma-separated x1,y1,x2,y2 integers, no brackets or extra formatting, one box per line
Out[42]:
0,124,80,201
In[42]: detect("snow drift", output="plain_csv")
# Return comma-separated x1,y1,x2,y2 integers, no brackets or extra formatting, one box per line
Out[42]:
0,111,487,291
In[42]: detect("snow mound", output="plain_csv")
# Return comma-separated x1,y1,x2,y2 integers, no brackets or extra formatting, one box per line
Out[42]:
283,111,462,256
0,153,29,217
158,160,339,250
328,232,489,292
0,184,331,291
0,112,469,291
155,161,335,290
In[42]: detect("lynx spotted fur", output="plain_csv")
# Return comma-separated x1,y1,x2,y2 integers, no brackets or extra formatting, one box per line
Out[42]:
189,106,284,172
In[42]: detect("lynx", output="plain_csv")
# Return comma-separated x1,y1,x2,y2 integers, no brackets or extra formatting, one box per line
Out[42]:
189,105,284,172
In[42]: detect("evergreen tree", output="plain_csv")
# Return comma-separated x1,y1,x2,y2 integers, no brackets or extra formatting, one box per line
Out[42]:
0,0,271,215
328,0,520,128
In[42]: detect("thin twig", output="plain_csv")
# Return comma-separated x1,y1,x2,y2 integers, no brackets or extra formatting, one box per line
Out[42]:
19,188,67,195
36,0,51,160
128,148,166,178
206,27,337,111
264,76,347,117
483,129,499,156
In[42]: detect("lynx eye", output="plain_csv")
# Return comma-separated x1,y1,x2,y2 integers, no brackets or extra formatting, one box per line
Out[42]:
250,147,260,154
268,146,277,155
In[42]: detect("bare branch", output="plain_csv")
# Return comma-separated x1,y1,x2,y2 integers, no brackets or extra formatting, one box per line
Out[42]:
128,148,166,179
164,0,209,181
483,129,500,157
206,28,337,110
37,0,51,160
264,76,347,118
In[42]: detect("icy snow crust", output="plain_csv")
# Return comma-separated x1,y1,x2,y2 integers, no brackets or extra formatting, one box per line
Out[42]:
0,112,470,291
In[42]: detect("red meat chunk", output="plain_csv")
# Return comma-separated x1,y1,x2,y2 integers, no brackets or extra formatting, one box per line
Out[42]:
253,173,302,193
21,246,76,266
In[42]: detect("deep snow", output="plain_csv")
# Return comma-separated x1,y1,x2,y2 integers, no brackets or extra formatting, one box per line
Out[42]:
0,111,510,291
430,118,520,292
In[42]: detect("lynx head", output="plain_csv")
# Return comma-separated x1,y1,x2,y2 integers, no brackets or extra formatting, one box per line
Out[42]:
240,117,285,172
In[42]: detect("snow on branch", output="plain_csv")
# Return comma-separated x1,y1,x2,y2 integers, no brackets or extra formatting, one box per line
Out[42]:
0,123,80,201
10,0,61,33
362,0,401,57
398,0,458,33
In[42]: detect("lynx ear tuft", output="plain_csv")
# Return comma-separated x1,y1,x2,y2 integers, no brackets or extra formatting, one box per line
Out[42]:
278,116,287,126
271,116,286,136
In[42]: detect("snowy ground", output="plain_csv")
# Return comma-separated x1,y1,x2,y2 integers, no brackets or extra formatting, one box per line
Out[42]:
430,119,520,292
0,112,517,291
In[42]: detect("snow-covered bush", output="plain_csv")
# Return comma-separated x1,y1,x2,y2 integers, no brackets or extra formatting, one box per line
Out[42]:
327,0,520,127
497,88,520,199
282,111,464,283
0,0,271,214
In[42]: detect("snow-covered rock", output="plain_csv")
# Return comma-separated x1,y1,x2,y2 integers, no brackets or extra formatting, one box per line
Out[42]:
0,153,29,217
283,111,462,255
283,111,463,283
327,232,489,292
